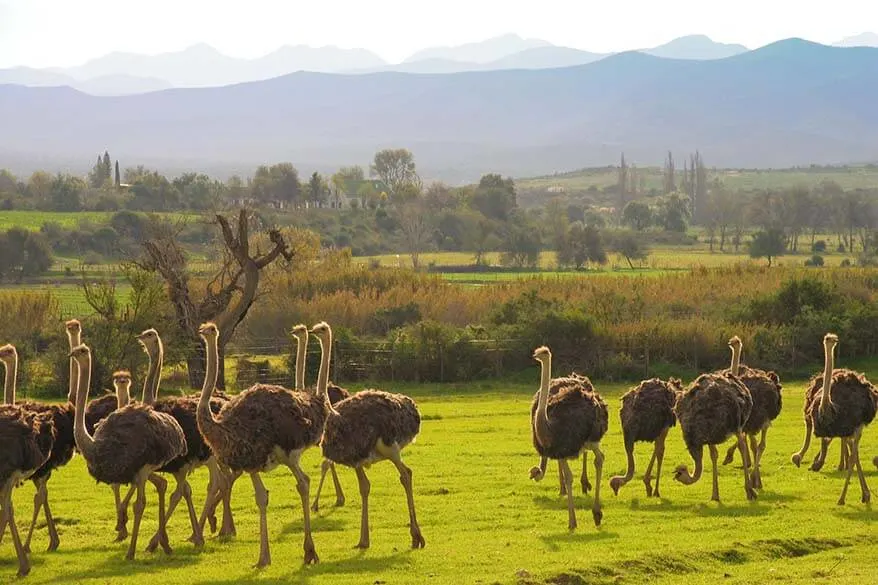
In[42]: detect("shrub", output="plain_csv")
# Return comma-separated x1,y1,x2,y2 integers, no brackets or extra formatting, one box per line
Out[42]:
812,240,827,253
804,255,825,267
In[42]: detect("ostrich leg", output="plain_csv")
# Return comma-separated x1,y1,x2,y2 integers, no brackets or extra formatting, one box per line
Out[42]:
250,472,271,568
328,462,345,507
4,495,31,577
850,430,870,504
709,445,720,502
387,447,425,549
737,432,757,500
722,442,737,466
749,434,762,489
558,465,566,497
838,440,850,472
147,473,202,551
810,438,830,471
117,485,136,542
591,446,605,526
558,459,576,531
580,451,591,494
147,473,172,555
288,459,319,564
837,437,856,506
354,466,371,548
652,429,668,498
640,446,657,497
126,479,147,560
312,459,338,512
791,418,813,467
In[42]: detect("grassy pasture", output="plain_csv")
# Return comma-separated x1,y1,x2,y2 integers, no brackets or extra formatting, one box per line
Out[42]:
0,211,199,232
518,165,878,193
3,377,876,584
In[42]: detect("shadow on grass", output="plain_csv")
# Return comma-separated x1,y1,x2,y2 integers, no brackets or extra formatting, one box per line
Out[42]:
693,501,768,517
831,506,876,522
539,529,618,552
625,497,689,513
191,549,412,585
38,545,201,582
751,490,799,503
277,515,347,536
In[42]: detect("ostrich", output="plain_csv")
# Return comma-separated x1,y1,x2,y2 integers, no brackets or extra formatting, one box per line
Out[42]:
316,321,426,549
529,346,608,529
609,377,681,498
287,323,348,513
126,328,228,551
673,370,757,502
70,343,186,560
801,334,877,505
529,373,598,498
791,374,849,472
195,322,324,567
0,344,74,555
0,401,54,577
720,336,783,489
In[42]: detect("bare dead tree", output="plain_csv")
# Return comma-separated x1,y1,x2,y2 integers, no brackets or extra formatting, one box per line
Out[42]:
136,209,293,388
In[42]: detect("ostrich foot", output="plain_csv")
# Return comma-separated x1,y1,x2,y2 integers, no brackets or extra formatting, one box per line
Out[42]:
207,514,217,534
568,517,577,531
810,456,825,472
355,538,370,550
47,532,60,553
643,478,653,497
114,528,128,542
410,527,426,549
837,495,846,506
310,500,320,513
862,490,871,504
254,553,271,569
746,487,758,501
592,508,602,527
581,478,592,495
335,494,346,507
187,531,205,549
721,451,735,466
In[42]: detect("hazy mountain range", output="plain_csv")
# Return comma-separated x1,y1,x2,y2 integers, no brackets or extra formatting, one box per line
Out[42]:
3,32,875,96
2,38,877,181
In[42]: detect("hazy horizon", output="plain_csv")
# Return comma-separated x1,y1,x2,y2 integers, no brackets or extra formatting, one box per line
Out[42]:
0,0,875,68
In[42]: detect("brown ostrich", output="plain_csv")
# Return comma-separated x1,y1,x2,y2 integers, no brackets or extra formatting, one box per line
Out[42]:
70,343,186,560
127,328,227,551
609,377,682,498
720,336,783,489
529,347,608,529
316,322,426,549
195,322,325,567
0,344,74,555
673,370,757,502
0,400,55,576
529,373,597,498
288,323,348,513
791,373,849,472
801,334,877,505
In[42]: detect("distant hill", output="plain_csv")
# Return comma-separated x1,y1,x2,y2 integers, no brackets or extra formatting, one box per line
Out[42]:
402,34,552,64
2,39,876,180
833,32,878,47
0,67,171,96
643,35,749,59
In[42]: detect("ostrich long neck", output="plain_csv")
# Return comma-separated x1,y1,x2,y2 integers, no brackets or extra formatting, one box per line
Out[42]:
534,356,552,446
67,331,81,403
196,336,221,440
315,334,331,401
730,344,741,376
819,345,835,415
3,354,17,404
295,334,307,391
73,354,96,459
115,382,131,409
142,340,164,405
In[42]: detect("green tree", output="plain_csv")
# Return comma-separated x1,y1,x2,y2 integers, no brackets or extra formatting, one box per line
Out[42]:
500,214,542,268
471,174,517,221
114,160,121,187
749,228,786,266
622,200,653,231
557,222,606,269
0,228,53,282
307,172,327,207
657,192,690,232
370,148,420,203
608,232,649,269
252,163,301,208
50,174,85,211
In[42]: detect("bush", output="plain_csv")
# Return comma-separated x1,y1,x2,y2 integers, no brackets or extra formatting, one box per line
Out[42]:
805,255,825,267
812,240,827,253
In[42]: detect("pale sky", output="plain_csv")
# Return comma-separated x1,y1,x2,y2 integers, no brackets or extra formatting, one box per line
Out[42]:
0,0,875,68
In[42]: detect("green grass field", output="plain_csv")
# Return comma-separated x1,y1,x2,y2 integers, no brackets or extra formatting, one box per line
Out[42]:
0,211,200,232
4,377,876,584
518,165,878,193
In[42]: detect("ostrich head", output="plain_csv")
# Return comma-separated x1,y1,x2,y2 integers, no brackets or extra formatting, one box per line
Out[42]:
310,321,332,343
65,319,82,337
136,328,160,348
291,324,308,341
112,370,132,391
824,333,839,353
727,336,742,351
0,343,17,364
532,346,551,364
198,322,219,342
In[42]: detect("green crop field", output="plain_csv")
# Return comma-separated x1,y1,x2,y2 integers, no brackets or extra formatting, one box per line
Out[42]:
4,376,876,585
0,211,201,232
518,165,878,193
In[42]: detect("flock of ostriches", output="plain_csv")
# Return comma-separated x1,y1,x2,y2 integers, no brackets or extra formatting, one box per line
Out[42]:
0,320,876,577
